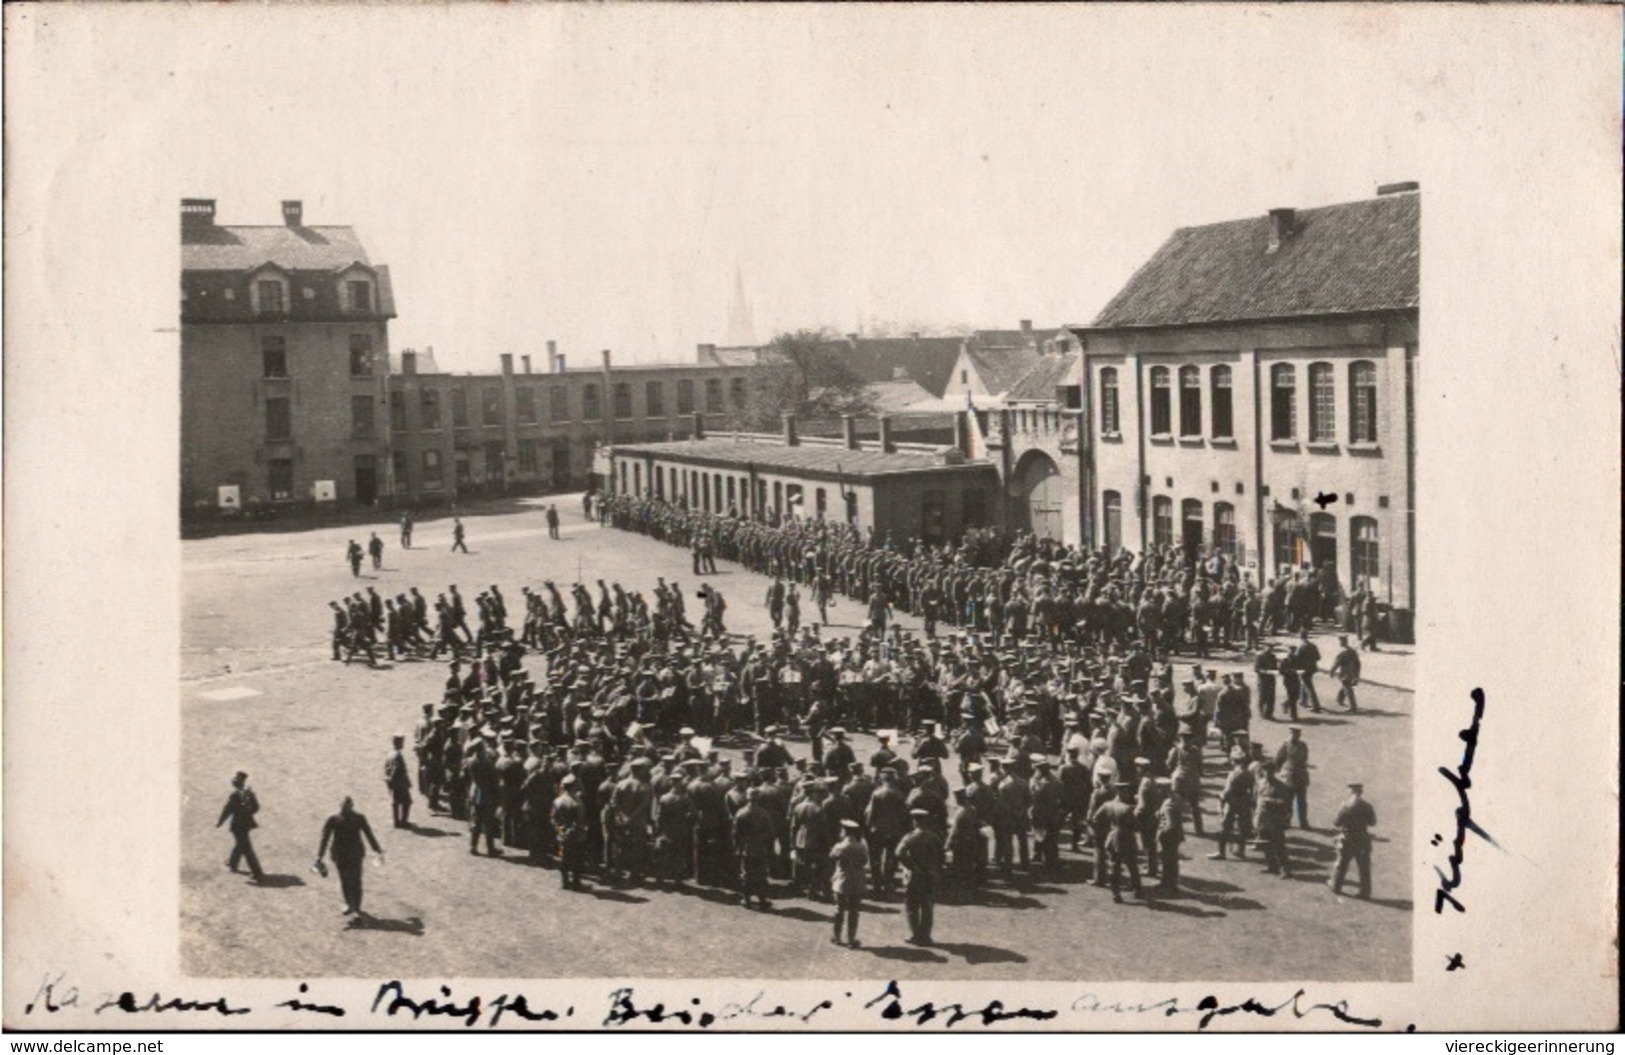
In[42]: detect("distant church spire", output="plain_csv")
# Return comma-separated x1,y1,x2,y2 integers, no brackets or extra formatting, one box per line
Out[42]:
726,264,756,345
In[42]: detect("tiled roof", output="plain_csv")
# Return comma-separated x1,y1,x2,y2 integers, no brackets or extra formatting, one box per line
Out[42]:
966,347,1045,395
611,437,988,479
1006,352,1079,402
182,224,375,272
866,377,938,413
1091,193,1419,329
967,328,1042,350
835,337,965,398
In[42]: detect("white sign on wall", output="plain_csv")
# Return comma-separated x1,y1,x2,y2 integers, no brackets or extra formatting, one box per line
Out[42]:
311,480,337,502
217,485,240,509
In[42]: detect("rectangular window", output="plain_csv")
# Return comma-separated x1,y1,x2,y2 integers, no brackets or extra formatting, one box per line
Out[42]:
921,490,946,544
348,280,372,313
420,389,442,431
613,383,633,420
256,280,284,314
351,395,374,437
676,380,695,416
705,379,724,413
349,334,373,377
1211,365,1233,439
645,381,665,418
583,384,602,421
483,386,503,426
1179,367,1202,437
516,388,537,424
1271,364,1296,440
1099,368,1120,434
451,388,469,428
550,387,569,421
1152,496,1173,547
1350,362,1378,444
1309,363,1336,443
1103,491,1123,555
730,376,747,408
389,390,407,431
517,439,538,474
421,449,444,487
268,458,294,500
1214,502,1236,557
1149,367,1172,435
455,452,472,485
1352,516,1380,584
264,397,291,440
391,450,410,493
261,336,287,378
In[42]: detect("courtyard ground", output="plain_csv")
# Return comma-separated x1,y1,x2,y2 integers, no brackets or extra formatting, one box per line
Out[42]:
181,499,1413,981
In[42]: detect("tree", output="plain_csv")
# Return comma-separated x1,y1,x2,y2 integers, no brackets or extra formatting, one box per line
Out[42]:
736,328,877,431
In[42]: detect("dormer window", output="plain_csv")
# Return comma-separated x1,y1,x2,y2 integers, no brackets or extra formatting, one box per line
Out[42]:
256,280,285,314
348,280,372,314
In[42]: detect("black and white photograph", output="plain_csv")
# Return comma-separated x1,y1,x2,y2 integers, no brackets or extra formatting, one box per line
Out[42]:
3,2,1618,1038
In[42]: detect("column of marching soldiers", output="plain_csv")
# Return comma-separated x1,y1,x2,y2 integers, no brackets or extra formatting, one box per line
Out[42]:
328,494,1379,947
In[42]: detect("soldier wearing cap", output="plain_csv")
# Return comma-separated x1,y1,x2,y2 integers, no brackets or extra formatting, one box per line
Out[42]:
1211,752,1256,861
553,775,587,890
1090,781,1142,902
611,758,654,886
1253,759,1294,878
1134,763,1165,880
384,735,414,829
1329,635,1361,713
652,772,694,890
869,732,898,774
829,818,870,946
732,787,775,909
792,779,835,900
1154,779,1185,893
993,755,1032,875
757,727,794,772
217,771,266,883
1275,726,1312,829
865,767,909,893
1029,756,1063,871
1330,782,1376,898
465,738,502,857
896,809,944,945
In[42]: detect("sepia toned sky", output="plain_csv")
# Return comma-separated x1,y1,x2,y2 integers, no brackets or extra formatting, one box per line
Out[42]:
15,4,1450,370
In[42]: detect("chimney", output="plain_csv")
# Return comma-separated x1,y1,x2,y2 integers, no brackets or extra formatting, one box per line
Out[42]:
601,349,612,372
842,414,859,450
879,416,894,453
500,353,514,375
401,350,418,376
782,412,799,447
1019,319,1032,333
697,342,717,362
692,412,706,441
548,340,564,373
281,200,303,227
953,410,970,455
1267,208,1296,254
1377,180,1420,196
180,198,216,230
910,331,921,341
521,354,532,374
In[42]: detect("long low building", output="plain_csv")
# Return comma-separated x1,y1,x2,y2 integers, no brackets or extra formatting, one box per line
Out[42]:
606,414,1001,546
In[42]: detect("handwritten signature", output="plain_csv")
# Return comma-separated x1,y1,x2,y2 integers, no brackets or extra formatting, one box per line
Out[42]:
1433,688,1499,913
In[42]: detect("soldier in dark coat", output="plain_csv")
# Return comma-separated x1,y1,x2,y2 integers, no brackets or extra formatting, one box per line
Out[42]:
1330,782,1377,898
896,809,944,945
1090,781,1142,903
732,788,775,909
315,796,383,916
384,735,413,829
552,775,587,890
217,771,266,882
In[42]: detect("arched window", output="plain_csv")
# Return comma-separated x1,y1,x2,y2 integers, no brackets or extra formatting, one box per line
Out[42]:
1152,496,1173,547
1103,491,1122,555
1350,361,1378,443
1149,367,1172,435
1270,364,1295,440
1308,362,1336,442
1099,367,1120,434
1351,516,1380,585
1214,501,1236,557
1179,366,1202,437
1211,365,1234,439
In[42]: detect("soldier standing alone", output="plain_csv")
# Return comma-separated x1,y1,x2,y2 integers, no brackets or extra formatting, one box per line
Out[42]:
1329,782,1377,898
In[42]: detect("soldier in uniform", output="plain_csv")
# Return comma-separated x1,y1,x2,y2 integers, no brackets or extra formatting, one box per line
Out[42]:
216,771,266,883
1090,781,1142,903
1329,782,1376,898
1154,778,1185,893
384,735,413,829
829,819,869,947
864,767,908,894
465,738,503,857
652,776,694,889
1329,635,1362,713
1253,760,1294,878
1210,753,1255,860
1029,757,1063,872
896,809,944,945
732,787,775,909
552,775,587,890
1275,726,1312,829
